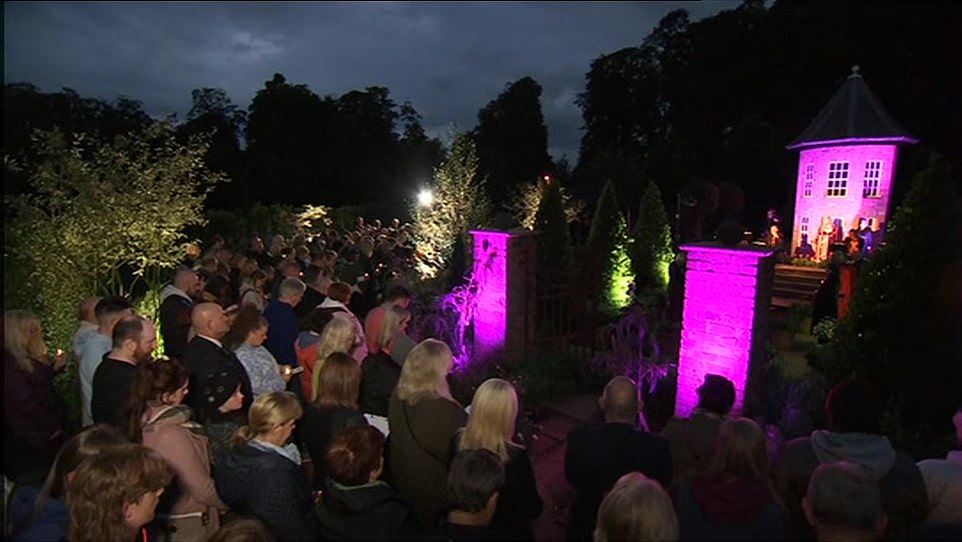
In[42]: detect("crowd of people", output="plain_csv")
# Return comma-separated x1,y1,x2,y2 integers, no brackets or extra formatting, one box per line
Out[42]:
3,218,961,541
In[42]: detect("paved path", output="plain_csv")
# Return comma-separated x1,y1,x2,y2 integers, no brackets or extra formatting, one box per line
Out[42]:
525,394,602,541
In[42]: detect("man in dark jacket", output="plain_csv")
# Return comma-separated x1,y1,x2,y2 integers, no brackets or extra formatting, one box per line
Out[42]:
773,380,929,540
159,268,200,360
182,303,253,418
564,376,673,541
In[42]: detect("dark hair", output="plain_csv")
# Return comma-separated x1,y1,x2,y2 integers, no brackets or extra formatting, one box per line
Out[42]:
124,358,190,441
825,380,880,433
223,304,267,350
314,352,361,409
111,316,145,349
696,375,736,415
325,425,385,486
446,449,505,513
204,274,233,307
94,296,132,324
326,282,353,303
384,285,412,302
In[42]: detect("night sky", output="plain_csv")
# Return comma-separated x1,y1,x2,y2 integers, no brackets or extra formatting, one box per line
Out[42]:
4,1,740,162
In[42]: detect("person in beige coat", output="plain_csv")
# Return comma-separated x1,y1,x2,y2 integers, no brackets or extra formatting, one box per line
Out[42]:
126,358,230,541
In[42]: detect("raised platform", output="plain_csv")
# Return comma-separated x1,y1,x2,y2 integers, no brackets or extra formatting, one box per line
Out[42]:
772,264,827,308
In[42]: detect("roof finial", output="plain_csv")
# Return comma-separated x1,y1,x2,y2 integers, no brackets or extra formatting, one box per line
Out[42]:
850,65,861,78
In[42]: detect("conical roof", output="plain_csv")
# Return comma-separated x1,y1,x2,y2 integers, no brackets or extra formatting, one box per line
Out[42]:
787,66,918,150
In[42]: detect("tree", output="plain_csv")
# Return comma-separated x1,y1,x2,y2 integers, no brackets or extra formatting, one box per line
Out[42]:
398,101,445,195
473,76,551,210
177,88,247,208
632,182,674,292
332,86,401,205
828,161,960,456
411,132,491,281
585,180,633,318
533,177,572,285
4,121,224,420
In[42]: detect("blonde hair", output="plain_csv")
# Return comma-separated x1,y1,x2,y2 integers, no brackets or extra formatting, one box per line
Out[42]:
4,310,49,373
459,378,518,462
312,315,357,397
395,339,452,405
232,391,303,446
377,304,411,352
67,443,174,542
594,472,679,542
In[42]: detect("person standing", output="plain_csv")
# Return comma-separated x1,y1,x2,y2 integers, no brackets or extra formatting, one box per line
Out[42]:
78,296,133,427
160,268,201,361
181,303,253,418
91,316,158,427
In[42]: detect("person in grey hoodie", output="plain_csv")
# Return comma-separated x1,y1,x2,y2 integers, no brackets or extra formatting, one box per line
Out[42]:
773,380,928,540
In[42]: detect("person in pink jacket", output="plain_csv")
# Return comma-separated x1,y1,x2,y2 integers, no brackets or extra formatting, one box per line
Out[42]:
125,358,230,541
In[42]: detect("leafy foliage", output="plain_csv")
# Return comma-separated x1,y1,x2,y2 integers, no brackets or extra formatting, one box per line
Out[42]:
411,132,491,280
631,182,674,291
828,162,960,455
585,180,633,318
4,122,223,421
532,178,573,285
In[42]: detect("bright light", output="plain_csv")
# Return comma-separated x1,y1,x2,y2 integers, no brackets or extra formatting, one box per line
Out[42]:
417,189,434,207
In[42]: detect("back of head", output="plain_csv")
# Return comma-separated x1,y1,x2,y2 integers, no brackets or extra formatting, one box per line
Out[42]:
173,268,198,290
278,277,306,299
78,296,102,323
385,285,412,304
706,417,769,482
446,449,505,513
111,315,146,349
805,461,885,538
68,443,174,542
825,380,880,433
95,296,133,326
396,338,452,404
234,391,303,445
314,351,361,407
594,472,678,542
601,376,639,423
695,374,736,415
326,281,353,303
377,304,411,351
223,304,266,349
461,378,519,462
325,425,385,486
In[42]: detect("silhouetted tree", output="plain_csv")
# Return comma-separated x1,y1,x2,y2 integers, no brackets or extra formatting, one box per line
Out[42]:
177,87,247,208
533,177,572,285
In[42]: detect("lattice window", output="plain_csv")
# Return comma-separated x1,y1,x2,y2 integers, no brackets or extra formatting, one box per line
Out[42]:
803,163,814,197
800,216,810,239
826,161,849,197
863,160,882,198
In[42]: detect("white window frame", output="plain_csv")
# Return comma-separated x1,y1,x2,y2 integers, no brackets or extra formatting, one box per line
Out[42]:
862,160,882,198
826,161,849,197
800,216,810,240
803,163,814,198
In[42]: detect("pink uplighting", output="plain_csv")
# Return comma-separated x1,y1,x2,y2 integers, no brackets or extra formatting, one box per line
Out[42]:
675,243,774,418
470,230,511,360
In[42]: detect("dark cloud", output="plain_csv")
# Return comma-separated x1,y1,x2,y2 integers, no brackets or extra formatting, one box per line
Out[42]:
4,1,739,161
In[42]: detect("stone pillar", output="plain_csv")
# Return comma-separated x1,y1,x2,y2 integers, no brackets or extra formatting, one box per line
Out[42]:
675,242,775,417
470,230,537,363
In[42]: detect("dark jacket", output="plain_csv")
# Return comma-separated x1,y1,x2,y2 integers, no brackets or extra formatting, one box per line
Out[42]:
388,394,468,531
182,336,253,418
215,442,316,541
660,410,727,488
7,484,69,542
300,404,368,489
359,351,402,417
674,475,785,540
90,356,138,427
159,288,193,360
773,430,929,539
263,299,300,366
449,431,543,541
564,421,672,541
315,480,420,541
3,350,67,481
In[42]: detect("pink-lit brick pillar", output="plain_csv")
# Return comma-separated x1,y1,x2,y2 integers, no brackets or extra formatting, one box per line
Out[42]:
675,243,775,417
470,230,537,363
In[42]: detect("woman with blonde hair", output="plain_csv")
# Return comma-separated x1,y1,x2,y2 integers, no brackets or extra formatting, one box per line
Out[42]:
387,338,467,531
3,310,69,481
594,472,679,542
674,417,785,540
307,315,357,402
126,358,229,541
7,424,127,541
300,352,368,489
359,304,413,416
454,378,543,540
215,391,316,541
67,442,174,542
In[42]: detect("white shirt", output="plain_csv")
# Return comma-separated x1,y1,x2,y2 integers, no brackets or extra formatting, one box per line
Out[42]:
78,332,112,427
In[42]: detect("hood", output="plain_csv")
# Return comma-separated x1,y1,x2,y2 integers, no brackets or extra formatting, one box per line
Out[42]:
810,430,896,480
690,475,774,524
159,283,191,303
322,481,397,514
296,331,323,349
318,298,349,312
